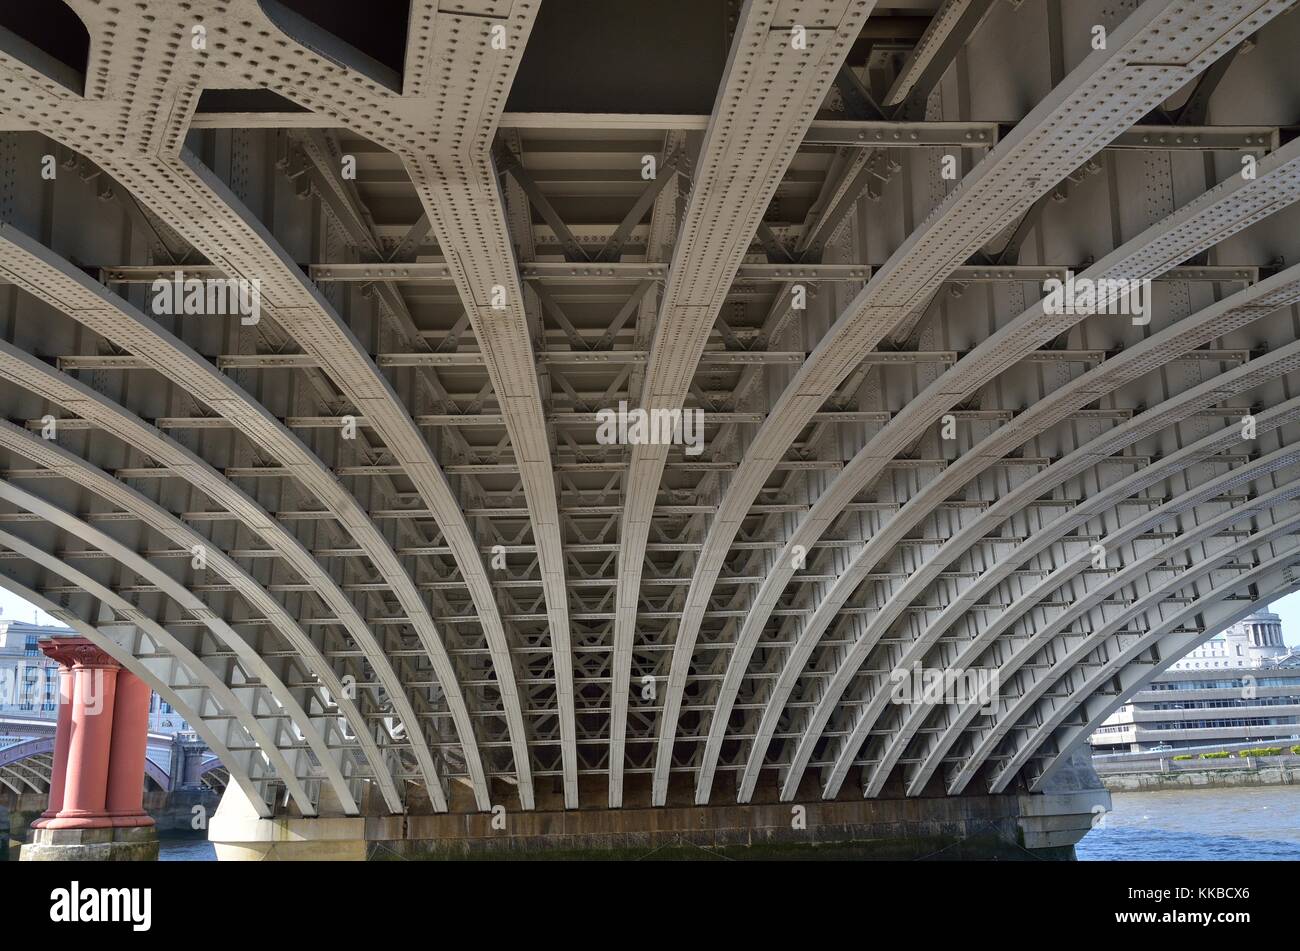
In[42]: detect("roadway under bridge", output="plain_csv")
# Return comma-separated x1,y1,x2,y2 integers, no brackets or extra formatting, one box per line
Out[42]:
0,0,1299,858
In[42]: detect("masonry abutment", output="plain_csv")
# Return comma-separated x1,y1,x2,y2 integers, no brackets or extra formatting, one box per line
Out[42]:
208,761,1110,861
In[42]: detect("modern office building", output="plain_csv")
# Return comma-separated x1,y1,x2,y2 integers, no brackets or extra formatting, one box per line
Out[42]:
1090,612,1300,753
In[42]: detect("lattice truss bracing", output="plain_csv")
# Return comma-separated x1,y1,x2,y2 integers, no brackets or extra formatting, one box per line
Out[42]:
0,0,1298,816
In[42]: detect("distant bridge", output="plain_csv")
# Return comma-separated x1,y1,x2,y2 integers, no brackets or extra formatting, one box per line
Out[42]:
0,715,223,796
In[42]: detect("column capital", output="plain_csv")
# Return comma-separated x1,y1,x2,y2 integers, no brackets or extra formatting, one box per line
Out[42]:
40,636,120,671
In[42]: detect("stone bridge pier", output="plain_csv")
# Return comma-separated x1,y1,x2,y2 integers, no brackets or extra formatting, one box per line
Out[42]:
168,735,211,792
18,636,158,861
208,749,1110,861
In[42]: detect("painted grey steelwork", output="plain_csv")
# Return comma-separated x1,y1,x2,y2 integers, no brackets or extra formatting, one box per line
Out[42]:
0,0,1298,823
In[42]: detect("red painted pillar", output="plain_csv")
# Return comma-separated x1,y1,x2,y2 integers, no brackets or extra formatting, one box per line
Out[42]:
31,642,77,829
105,668,155,827
46,639,119,830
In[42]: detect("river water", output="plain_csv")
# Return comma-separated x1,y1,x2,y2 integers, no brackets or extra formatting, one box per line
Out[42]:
160,835,216,861
1076,785,1300,860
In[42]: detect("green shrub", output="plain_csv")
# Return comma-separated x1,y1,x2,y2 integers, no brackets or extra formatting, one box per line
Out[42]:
1235,747,1283,757
1291,745,1300,755
1200,751,1231,759
1172,754,1194,761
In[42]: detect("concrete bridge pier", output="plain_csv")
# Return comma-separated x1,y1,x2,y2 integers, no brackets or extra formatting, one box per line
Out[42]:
209,750,1110,861
19,637,158,861
1017,749,1113,850
208,784,368,862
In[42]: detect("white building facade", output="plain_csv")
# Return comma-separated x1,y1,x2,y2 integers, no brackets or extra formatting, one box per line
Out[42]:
1166,610,1288,671
1090,611,1300,753
0,618,186,732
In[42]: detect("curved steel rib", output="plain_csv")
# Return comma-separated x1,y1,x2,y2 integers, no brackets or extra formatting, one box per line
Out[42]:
0,416,402,811
714,124,1300,804
0,306,444,809
612,0,876,807
766,263,1300,799
939,476,1300,796
907,443,1300,795
788,361,1300,799
654,0,1298,805
0,569,273,815
1002,553,1300,794
237,0,558,806
0,2,534,807
0,481,339,812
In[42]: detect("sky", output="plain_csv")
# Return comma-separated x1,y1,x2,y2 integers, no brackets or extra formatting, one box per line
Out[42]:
5,584,1300,645
1266,589,1300,647
0,588,61,627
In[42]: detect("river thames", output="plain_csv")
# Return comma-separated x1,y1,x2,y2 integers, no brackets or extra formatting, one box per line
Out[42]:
151,784,1300,860
1077,785,1300,861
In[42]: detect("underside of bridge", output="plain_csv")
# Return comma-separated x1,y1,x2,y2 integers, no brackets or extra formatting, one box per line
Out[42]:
1,0,1299,859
